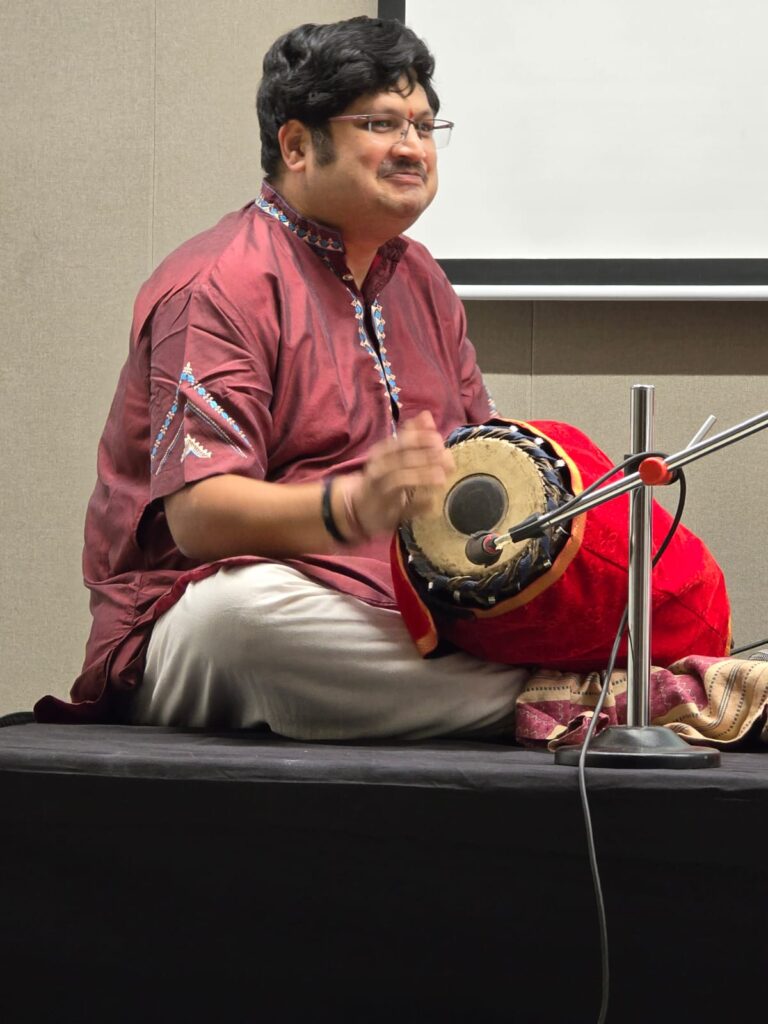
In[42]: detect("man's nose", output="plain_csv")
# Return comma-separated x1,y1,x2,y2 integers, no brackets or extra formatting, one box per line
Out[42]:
392,120,428,157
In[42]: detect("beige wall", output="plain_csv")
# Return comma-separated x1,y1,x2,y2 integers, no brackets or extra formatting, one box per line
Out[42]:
0,0,376,715
1,2,766,716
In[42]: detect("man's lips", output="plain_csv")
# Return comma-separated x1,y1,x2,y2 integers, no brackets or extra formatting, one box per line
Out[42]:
380,165,427,183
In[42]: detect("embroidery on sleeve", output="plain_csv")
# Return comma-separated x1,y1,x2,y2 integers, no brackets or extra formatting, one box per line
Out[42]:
181,363,252,451
151,397,180,461
181,434,213,461
155,423,184,475
151,362,252,472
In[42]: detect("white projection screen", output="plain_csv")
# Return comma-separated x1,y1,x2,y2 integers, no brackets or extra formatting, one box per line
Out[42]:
378,0,768,297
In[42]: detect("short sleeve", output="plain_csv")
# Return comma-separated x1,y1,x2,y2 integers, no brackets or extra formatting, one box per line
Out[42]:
147,282,276,501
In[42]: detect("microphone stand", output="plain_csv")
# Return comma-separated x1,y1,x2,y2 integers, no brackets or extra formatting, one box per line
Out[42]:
493,385,768,769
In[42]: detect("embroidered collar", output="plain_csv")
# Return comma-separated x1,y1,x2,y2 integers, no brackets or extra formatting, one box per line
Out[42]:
255,182,408,298
255,182,404,425
256,182,345,254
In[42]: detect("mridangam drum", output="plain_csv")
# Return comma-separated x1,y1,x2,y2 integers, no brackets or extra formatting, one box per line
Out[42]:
399,423,573,609
391,418,732,671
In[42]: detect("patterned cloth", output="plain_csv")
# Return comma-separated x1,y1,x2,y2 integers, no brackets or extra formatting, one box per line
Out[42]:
516,656,768,749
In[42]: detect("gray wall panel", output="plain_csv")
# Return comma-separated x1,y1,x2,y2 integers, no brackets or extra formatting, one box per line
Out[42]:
0,0,155,713
1,0,374,715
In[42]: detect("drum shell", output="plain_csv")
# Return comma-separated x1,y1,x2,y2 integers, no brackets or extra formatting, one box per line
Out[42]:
391,419,732,671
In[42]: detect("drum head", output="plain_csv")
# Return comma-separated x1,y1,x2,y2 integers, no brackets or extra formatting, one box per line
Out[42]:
399,423,573,609
411,435,547,578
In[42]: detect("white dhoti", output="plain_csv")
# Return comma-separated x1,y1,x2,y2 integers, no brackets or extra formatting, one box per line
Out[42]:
130,562,529,741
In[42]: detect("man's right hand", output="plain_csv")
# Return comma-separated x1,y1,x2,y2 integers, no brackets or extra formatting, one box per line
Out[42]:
164,409,453,561
335,410,454,541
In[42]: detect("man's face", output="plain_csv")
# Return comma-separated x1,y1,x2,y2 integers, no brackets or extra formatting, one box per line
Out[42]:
299,79,439,242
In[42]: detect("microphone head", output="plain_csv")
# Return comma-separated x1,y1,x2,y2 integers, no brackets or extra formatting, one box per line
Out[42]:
465,531,502,567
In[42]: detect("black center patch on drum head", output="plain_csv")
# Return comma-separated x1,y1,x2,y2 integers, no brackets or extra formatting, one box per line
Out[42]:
444,474,508,535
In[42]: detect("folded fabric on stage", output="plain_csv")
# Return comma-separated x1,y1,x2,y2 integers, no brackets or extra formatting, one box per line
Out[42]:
516,656,768,749
391,419,732,671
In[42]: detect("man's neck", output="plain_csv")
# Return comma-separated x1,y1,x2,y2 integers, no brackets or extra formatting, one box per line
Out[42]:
342,240,379,290
267,178,396,291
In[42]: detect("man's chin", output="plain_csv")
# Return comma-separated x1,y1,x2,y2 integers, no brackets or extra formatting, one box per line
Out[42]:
379,185,435,222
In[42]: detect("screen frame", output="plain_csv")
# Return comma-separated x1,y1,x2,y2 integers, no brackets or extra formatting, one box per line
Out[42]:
377,0,768,297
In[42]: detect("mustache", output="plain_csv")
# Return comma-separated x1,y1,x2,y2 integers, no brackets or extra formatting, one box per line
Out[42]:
379,160,427,181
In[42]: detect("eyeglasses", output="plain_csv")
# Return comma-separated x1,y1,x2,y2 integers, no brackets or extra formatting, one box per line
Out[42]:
327,114,454,149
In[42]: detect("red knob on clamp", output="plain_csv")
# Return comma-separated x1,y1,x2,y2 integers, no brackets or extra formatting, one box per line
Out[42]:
638,456,674,486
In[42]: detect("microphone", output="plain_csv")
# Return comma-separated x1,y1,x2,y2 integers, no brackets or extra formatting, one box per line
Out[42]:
507,513,547,542
465,512,551,565
465,531,502,566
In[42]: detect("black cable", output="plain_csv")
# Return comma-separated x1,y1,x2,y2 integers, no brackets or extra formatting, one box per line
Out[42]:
577,608,626,1024
575,462,687,1024
0,711,35,727
548,450,668,525
729,638,768,655
650,469,687,566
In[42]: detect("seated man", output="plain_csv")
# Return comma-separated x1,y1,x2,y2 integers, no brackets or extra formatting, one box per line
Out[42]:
35,16,529,738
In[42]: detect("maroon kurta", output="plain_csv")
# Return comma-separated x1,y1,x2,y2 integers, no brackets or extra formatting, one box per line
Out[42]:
35,184,495,722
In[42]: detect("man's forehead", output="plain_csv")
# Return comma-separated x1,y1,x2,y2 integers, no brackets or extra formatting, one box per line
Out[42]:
346,82,433,117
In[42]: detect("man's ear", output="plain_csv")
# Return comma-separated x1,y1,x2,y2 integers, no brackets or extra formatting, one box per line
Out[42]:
278,120,309,172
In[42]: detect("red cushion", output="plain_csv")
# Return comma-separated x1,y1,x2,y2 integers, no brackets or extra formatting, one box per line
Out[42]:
391,419,732,670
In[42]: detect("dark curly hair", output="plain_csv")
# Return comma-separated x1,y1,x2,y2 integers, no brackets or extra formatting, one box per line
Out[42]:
257,16,440,179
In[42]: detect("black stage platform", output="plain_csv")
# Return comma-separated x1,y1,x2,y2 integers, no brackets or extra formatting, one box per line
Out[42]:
1,722,767,1023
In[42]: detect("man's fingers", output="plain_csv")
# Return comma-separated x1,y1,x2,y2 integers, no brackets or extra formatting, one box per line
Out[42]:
366,451,453,494
378,446,450,473
400,409,438,434
401,485,444,519
368,426,453,473
353,412,455,535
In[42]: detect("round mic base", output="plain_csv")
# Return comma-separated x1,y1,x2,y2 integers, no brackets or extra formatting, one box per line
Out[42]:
553,725,721,769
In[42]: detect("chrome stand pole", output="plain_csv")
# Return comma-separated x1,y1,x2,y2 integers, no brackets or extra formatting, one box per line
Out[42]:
626,384,654,727
554,384,720,768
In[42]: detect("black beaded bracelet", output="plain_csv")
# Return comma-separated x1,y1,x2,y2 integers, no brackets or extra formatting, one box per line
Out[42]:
321,475,349,544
